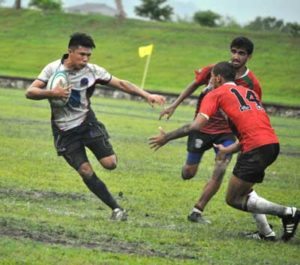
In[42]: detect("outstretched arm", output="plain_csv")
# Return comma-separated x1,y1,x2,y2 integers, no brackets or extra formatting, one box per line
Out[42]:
159,80,199,120
108,76,165,106
159,65,213,120
149,113,208,151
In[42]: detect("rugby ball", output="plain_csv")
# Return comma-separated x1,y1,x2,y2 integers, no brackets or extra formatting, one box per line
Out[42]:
46,71,70,107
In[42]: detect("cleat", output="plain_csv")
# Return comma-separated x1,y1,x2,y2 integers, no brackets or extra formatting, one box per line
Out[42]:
111,208,128,221
281,207,300,242
243,230,276,241
187,211,211,224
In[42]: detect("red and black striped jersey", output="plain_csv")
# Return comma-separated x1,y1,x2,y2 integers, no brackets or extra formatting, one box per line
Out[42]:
236,69,262,100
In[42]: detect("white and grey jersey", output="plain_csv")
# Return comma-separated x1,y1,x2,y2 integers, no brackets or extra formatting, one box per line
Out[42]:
38,55,112,131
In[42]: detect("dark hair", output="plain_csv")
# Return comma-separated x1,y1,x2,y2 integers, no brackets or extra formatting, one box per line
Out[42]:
212,62,236,81
68,32,96,49
230,36,254,55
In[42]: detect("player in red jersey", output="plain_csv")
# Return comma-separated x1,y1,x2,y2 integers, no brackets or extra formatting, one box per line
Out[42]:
150,62,299,242
159,36,274,239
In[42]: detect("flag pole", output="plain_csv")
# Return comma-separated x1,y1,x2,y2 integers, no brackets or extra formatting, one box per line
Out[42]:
140,53,152,89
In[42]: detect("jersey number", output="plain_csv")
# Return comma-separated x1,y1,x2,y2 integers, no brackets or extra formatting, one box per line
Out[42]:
230,88,263,111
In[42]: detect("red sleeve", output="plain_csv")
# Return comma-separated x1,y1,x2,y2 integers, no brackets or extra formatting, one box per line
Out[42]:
194,64,214,85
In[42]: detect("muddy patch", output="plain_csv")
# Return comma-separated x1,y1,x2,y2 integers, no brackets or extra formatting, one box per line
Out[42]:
0,220,198,260
0,188,88,202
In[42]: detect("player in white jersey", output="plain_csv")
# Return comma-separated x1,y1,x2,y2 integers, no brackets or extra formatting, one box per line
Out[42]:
26,32,165,221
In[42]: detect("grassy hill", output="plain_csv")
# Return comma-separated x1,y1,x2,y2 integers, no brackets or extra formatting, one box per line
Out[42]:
0,8,299,106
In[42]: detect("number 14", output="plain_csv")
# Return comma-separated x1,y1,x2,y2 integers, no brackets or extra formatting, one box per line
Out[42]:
231,88,263,111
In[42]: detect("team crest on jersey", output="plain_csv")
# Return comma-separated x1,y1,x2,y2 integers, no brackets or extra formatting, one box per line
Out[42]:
195,139,203,149
80,77,89,87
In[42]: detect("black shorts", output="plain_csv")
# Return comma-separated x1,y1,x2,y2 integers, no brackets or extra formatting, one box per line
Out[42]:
54,121,114,170
187,131,236,154
233,143,280,183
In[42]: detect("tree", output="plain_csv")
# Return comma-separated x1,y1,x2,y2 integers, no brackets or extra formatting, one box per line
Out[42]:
115,0,126,20
218,15,241,28
134,0,173,21
285,22,300,37
29,0,62,12
244,16,299,37
14,0,21,9
245,16,284,31
193,10,221,27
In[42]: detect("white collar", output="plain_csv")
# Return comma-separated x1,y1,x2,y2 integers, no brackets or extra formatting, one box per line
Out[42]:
238,68,249,79
224,81,236,85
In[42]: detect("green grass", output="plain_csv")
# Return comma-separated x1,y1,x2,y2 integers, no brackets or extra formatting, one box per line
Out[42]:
0,88,299,265
0,8,299,106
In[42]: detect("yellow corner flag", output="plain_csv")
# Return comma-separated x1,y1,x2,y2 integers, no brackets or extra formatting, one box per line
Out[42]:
138,44,153,58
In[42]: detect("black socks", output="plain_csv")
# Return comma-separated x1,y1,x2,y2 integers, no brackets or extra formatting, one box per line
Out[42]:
82,173,119,210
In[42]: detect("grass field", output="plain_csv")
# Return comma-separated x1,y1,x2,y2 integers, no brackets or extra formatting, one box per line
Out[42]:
0,88,299,265
0,8,299,106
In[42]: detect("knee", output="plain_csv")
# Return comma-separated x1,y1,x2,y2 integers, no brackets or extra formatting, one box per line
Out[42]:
215,158,229,170
181,166,196,180
100,156,117,170
225,191,240,209
78,163,93,179
225,193,234,207
102,161,117,170
214,159,229,175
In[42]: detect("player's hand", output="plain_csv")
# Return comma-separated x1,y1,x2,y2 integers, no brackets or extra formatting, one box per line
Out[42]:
159,105,176,120
149,127,168,151
147,94,166,107
213,143,230,161
52,80,72,99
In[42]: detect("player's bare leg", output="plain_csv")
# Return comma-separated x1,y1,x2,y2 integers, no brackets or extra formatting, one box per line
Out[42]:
188,158,228,224
195,159,229,210
190,159,277,239
226,175,299,241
